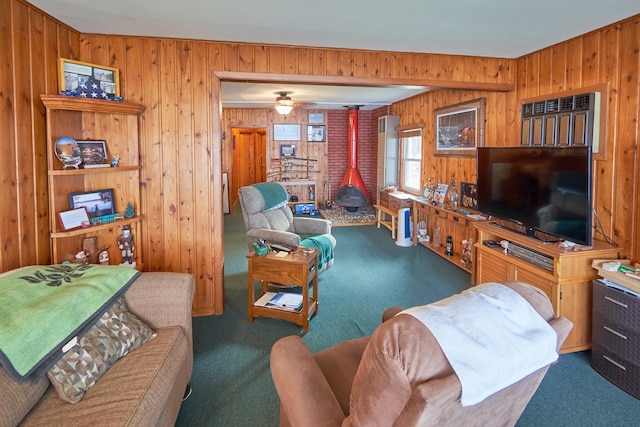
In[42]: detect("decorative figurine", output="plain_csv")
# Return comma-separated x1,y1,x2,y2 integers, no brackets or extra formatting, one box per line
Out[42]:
73,249,88,263
117,225,136,268
423,176,435,202
432,226,442,248
445,235,454,256
417,221,428,243
111,155,120,167
448,176,459,210
97,245,110,264
124,202,135,218
54,136,82,169
461,239,472,267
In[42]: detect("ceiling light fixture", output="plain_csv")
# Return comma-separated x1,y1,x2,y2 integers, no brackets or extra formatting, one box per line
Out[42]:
274,91,294,115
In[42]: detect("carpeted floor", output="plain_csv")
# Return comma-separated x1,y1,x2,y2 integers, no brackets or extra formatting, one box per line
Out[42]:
175,206,640,427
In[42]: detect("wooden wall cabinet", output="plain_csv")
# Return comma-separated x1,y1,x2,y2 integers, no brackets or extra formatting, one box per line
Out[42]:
472,221,620,353
42,95,145,267
413,201,482,273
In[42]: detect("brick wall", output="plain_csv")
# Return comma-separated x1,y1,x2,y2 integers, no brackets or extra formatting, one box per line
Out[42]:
326,108,388,204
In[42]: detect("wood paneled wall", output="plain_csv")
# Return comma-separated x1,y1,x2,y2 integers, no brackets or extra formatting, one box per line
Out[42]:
515,17,639,261
222,108,331,208
0,0,79,268
4,0,637,315
76,32,512,316
394,15,640,260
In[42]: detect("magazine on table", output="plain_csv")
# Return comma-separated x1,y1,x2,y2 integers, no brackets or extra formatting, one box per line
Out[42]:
254,291,303,311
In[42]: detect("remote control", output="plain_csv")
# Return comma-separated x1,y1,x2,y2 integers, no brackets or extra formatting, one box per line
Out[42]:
270,244,292,252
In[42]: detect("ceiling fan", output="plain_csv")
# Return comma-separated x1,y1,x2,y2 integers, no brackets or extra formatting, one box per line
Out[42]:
274,91,294,114
274,91,316,114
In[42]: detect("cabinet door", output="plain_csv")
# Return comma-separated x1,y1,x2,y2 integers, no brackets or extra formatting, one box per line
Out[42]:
556,281,593,351
476,250,510,284
513,268,558,315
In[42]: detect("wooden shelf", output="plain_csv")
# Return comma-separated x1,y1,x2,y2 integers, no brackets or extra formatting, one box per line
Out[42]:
51,215,143,238
48,165,140,176
418,240,472,272
41,95,144,115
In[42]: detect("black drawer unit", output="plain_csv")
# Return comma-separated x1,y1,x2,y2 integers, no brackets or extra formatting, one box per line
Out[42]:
591,279,640,399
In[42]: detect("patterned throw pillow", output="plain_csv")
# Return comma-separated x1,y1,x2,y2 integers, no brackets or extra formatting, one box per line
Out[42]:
47,297,156,403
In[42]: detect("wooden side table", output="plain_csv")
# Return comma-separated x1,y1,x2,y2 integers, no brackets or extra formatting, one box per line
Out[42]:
247,248,319,332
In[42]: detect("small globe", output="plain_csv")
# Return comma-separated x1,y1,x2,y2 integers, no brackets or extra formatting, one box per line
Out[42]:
54,136,82,168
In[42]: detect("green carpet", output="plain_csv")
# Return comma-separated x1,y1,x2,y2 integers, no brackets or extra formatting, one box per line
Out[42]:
175,206,640,426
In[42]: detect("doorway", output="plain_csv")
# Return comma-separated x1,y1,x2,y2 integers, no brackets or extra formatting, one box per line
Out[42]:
231,127,267,207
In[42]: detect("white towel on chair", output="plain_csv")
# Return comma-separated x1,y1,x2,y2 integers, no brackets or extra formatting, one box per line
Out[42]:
401,283,558,406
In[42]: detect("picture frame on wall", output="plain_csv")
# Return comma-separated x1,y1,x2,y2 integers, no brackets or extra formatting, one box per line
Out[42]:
279,144,296,158
69,189,116,220
77,140,109,168
308,113,324,124
273,124,301,141
58,58,120,99
307,125,326,142
57,207,91,231
434,98,485,157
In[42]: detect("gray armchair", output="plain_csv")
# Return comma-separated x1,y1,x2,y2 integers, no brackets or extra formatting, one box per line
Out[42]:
238,183,336,272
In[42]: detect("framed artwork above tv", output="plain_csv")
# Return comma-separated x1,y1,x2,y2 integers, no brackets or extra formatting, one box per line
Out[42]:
435,98,485,157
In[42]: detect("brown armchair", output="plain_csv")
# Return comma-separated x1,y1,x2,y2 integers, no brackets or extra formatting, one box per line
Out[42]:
271,281,573,427
238,183,336,272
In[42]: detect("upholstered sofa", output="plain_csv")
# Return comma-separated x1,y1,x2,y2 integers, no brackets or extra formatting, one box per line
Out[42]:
271,281,573,427
0,271,194,427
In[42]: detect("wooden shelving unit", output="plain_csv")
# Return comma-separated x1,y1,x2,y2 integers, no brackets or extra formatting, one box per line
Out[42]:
269,157,319,208
42,95,145,268
412,199,483,273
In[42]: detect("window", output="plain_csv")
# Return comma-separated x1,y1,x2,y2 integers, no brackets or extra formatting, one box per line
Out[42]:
399,129,423,194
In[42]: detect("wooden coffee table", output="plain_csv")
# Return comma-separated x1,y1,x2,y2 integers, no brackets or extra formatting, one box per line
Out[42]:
247,247,319,333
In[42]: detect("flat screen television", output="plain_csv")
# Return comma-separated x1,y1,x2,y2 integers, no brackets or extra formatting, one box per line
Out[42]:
476,146,593,245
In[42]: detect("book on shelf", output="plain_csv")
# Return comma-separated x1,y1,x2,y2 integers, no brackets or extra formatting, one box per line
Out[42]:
83,163,111,169
254,291,303,311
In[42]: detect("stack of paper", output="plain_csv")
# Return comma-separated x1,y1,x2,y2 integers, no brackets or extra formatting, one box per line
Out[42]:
255,291,303,311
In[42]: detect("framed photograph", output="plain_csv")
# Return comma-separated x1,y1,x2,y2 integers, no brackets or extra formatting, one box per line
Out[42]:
69,189,115,220
58,58,120,99
307,125,326,142
274,124,301,141
435,98,485,157
57,207,91,231
77,140,109,167
308,113,324,124
460,182,478,209
279,144,296,158
433,184,449,205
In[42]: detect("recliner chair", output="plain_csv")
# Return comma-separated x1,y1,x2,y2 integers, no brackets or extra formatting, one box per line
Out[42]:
238,183,336,272
271,281,573,427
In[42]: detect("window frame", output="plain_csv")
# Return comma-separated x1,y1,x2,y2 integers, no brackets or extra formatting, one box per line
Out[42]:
397,126,423,194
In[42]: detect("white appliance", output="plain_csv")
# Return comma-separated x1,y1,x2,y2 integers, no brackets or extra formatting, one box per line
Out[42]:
396,207,412,247
377,115,400,203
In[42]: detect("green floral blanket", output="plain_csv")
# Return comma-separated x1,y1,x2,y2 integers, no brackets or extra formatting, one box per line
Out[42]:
0,264,139,381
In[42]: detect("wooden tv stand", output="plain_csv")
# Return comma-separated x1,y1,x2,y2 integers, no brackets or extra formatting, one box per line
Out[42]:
472,221,620,353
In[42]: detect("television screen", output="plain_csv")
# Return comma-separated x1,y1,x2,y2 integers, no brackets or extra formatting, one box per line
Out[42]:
476,146,592,245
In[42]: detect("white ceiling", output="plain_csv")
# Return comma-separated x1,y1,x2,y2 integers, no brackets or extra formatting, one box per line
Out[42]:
29,0,640,110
